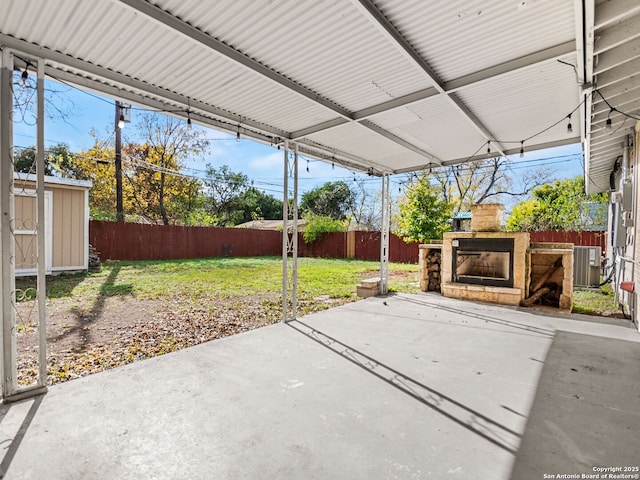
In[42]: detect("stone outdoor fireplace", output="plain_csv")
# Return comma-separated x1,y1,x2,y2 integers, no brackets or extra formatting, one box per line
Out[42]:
419,204,574,309
442,230,529,306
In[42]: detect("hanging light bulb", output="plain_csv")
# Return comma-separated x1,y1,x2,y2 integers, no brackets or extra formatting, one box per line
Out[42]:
519,141,524,158
566,113,572,134
187,112,192,129
21,69,28,87
236,124,241,142
486,141,491,155
353,174,357,183
605,109,613,131
306,159,310,174
118,114,125,129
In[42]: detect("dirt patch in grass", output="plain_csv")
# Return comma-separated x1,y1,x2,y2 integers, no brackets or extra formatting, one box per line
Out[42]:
16,292,356,386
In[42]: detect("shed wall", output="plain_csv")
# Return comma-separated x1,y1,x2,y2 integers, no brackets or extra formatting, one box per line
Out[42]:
52,187,86,269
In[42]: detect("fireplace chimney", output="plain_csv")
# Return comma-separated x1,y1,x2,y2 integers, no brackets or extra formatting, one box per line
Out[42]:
470,204,504,232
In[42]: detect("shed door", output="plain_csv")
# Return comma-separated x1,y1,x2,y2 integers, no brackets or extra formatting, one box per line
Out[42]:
15,190,53,275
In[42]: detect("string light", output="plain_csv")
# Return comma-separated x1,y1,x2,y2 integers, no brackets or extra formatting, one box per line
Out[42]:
566,113,572,134
605,109,613,131
118,113,125,129
306,159,310,173
236,124,241,141
187,112,192,129
20,69,28,87
519,141,524,158
486,141,491,154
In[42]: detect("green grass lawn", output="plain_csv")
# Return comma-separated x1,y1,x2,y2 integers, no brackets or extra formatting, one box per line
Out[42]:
572,284,619,316
20,256,620,316
18,256,420,302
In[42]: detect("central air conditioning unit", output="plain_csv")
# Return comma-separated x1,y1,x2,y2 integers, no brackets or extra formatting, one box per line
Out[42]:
573,246,601,287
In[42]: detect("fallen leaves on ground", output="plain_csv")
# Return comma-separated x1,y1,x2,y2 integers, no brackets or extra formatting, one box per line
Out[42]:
16,293,353,386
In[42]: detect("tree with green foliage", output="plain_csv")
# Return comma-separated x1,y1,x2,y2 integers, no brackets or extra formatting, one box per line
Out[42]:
394,175,451,242
202,164,249,226
129,113,210,225
300,181,355,220
302,212,347,244
13,143,75,176
236,187,283,223
506,176,608,231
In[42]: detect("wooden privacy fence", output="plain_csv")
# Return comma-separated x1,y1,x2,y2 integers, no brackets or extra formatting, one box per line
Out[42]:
89,221,607,263
89,221,421,263
529,230,607,255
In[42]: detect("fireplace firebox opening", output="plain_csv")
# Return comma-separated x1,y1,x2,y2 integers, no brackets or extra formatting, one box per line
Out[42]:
452,238,514,288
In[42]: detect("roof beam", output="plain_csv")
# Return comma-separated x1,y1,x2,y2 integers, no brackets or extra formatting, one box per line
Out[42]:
0,33,290,139
434,137,582,169
593,37,640,75
593,89,640,115
352,0,507,156
594,56,640,89
359,120,442,165
593,81,640,107
594,0,640,30
294,41,575,141
444,41,576,92
594,14,640,55
118,0,354,121
118,0,442,165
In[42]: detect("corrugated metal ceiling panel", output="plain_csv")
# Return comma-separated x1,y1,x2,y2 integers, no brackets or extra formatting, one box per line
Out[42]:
0,0,600,176
455,57,580,148
379,0,575,82
586,3,640,194
369,95,487,160
0,0,337,133
305,122,428,171
149,0,431,113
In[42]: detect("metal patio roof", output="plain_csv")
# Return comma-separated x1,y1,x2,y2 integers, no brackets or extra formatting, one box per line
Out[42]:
0,1,635,185
582,0,640,194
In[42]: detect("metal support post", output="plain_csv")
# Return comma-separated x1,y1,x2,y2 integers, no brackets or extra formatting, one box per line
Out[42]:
36,59,48,389
0,49,16,399
292,143,299,319
281,140,289,322
379,173,390,294
114,101,124,222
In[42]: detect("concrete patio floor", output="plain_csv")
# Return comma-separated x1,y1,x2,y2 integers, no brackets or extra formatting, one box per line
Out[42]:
0,293,638,479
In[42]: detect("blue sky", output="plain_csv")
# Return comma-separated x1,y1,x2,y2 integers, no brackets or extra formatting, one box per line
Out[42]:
13,78,585,199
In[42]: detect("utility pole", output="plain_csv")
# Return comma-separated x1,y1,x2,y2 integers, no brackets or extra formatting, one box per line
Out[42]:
115,101,124,222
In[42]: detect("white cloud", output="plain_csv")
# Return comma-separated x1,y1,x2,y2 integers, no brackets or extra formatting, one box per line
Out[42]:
248,152,283,170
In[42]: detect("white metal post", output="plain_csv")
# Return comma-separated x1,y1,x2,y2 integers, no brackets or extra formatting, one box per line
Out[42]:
292,143,299,320
281,140,289,322
379,173,390,294
36,59,47,388
0,49,16,399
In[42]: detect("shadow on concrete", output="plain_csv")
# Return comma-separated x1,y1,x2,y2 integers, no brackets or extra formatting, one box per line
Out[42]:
0,395,43,478
289,319,521,454
509,331,640,479
391,294,555,338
